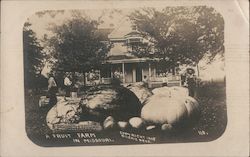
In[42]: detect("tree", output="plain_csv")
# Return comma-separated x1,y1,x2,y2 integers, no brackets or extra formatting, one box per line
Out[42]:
48,14,111,85
129,6,224,75
23,22,45,89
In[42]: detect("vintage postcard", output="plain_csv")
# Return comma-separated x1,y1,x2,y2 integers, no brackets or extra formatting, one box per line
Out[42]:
1,0,249,156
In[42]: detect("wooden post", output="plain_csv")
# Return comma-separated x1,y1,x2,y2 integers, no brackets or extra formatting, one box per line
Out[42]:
83,72,86,86
98,70,101,84
149,63,151,81
122,62,125,83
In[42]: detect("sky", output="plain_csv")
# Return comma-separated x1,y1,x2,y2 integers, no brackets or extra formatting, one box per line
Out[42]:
27,9,133,40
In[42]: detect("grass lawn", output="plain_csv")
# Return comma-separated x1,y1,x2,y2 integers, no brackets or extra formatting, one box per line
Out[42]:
25,81,227,144
146,81,227,143
191,81,227,141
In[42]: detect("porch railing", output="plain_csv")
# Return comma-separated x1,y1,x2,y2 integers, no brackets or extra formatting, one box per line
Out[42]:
148,75,181,88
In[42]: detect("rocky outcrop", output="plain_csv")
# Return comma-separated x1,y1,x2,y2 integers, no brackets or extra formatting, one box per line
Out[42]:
81,85,142,121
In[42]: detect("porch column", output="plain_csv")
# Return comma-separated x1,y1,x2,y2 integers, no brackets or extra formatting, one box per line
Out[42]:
132,66,136,82
110,65,113,78
98,70,101,84
122,62,125,83
142,68,144,81
154,68,156,77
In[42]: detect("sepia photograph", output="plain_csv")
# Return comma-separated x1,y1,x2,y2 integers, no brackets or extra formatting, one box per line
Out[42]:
23,6,227,146
1,0,249,156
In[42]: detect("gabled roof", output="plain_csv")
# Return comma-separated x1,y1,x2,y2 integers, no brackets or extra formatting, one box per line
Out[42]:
107,54,136,60
108,42,127,56
124,30,142,38
108,18,133,39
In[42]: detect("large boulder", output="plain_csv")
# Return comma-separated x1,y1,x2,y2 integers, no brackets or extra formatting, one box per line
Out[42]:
46,98,82,130
46,97,103,132
81,85,142,121
125,82,153,104
141,86,199,127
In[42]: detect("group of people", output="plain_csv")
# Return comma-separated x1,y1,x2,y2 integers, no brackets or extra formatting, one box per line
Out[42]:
47,72,74,107
46,68,197,107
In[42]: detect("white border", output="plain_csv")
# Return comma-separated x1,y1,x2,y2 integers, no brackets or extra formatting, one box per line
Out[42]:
1,0,249,156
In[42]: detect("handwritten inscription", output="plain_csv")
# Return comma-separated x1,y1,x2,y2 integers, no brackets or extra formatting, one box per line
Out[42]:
120,131,156,143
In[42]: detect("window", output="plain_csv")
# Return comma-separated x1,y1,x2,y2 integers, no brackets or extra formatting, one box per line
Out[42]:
128,38,141,43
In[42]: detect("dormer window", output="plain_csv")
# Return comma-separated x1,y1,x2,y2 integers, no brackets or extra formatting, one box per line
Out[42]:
127,37,142,44
132,25,137,31
125,25,143,44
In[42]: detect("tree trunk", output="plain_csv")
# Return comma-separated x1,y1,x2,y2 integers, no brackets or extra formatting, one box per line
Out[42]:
172,67,175,75
196,63,200,77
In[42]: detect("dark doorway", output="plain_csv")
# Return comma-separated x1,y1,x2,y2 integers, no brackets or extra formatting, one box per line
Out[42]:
125,63,133,83
136,65,142,82
100,64,111,78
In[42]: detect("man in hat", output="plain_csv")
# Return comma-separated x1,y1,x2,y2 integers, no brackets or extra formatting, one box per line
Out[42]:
185,68,196,97
47,71,58,107
64,72,72,97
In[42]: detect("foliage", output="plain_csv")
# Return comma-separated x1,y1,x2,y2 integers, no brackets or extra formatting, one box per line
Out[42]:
23,22,45,88
35,10,65,18
129,6,224,70
48,14,112,73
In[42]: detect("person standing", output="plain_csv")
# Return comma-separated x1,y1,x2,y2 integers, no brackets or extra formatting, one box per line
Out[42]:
181,73,186,86
186,68,196,97
47,72,58,107
64,72,72,97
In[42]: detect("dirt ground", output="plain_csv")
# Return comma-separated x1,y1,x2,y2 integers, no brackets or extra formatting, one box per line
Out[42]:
25,81,227,144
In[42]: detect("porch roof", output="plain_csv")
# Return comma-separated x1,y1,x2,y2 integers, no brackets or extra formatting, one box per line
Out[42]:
104,57,158,64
